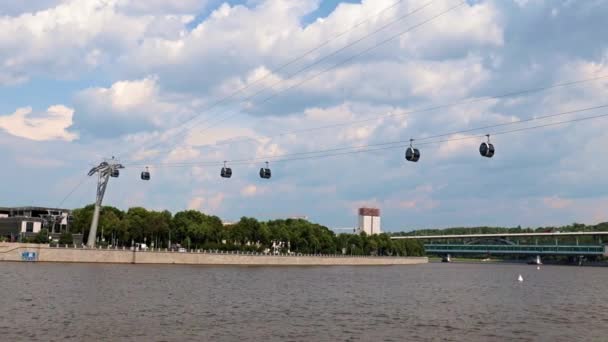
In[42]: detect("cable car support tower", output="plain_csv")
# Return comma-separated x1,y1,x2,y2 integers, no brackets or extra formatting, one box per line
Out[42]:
86,158,124,248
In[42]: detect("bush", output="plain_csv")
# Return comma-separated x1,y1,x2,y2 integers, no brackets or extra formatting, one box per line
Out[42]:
59,232,74,245
34,229,49,244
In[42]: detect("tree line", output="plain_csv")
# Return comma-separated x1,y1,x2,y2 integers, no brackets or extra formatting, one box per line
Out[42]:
64,205,424,256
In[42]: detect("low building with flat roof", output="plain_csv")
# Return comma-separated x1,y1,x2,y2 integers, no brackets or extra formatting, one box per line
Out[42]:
0,206,75,242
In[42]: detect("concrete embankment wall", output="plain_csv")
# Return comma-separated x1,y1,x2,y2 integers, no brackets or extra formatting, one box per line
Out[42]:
0,243,428,266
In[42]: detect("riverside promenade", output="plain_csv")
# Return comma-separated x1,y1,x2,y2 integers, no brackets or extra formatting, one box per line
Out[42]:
0,243,427,266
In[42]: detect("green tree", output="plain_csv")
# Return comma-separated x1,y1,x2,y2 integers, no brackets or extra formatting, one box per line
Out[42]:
258,223,272,247
34,229,49,244
172,210,224,248
100,208,122,243
146,210,171,247
71,204,95,238
124,207,150,243
206,215,224,244
230,217,261,245
183,236,192,250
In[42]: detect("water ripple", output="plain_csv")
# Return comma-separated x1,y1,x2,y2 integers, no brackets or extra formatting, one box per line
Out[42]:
0,263,606,341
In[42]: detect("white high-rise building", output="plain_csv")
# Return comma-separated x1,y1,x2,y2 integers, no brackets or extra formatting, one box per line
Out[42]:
357,208,381,235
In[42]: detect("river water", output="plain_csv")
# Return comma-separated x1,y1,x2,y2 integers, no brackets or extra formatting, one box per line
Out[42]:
1,262,607,341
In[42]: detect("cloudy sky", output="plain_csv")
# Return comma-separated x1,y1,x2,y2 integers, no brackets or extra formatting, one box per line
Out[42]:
1,0,608,231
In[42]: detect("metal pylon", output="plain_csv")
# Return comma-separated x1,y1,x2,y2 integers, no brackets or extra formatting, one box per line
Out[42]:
86,158,124,248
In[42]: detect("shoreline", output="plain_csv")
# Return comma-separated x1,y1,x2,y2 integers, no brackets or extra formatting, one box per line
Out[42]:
0,243,428,266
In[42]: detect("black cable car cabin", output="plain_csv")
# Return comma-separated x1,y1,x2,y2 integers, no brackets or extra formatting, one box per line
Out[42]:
405,147,421,162
221,167,232,178
479,135,495,158
259,162,271,179
259,168,271,179
479,142,495,158
141,168,150,180
111,169,120,178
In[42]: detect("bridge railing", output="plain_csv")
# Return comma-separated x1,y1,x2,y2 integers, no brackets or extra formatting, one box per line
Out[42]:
424,244,604,255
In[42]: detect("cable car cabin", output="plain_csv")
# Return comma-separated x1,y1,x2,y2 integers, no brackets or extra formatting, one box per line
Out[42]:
405,147,421,162
221,167,232,178
111,169,120,178
479,142,495,158
141,171,150,180
259,168,271,179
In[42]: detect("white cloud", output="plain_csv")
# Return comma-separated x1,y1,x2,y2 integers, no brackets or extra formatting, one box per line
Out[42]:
73,76,189,137
0,0,193,84
187,193,225,212
434,134,479,160
116,0,502,99
0,105,77,141
166,147,201,163
90,77,160,112
241,185,258,197
116,0,206,15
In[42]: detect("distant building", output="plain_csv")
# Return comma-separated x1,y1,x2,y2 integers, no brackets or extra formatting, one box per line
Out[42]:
357,207,381,235
0,207,74,242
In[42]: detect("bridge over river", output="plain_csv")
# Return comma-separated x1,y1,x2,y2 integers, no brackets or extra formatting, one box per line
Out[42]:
391,232,608,260
422,244,606,256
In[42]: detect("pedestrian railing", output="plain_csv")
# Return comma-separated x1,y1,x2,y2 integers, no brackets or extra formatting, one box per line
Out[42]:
44,244,419,258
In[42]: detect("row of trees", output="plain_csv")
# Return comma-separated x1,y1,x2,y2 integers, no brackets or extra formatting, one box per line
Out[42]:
67,205,424,256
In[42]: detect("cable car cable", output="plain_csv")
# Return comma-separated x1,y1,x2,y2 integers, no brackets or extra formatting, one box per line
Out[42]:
118,0,438,160
237,111,608,165
126,2,465,163
128,108,608,169
62,1,450,210
123,74,608,161
125,110,608,168
190,0,439,130
125,103,608,167
56,175,90,208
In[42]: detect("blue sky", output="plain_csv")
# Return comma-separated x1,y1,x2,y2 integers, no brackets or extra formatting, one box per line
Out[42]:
1,0,608,231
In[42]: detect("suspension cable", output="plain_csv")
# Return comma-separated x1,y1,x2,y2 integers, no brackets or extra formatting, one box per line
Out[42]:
127,1,465,162
125,104,608,168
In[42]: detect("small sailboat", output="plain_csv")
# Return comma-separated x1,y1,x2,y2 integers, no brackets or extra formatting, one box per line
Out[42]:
518,274,524,282
527,255,542,265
